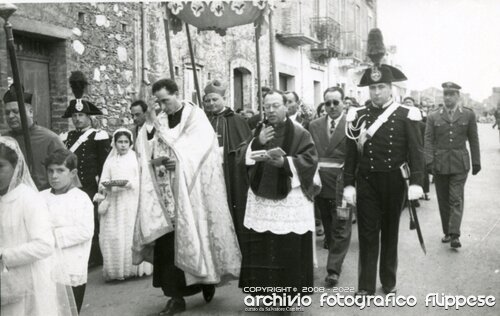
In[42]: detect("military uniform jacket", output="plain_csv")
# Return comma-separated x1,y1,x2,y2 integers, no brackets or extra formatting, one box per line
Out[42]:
308,115,346,198
424,106,480,174
344,102,424,187
60,128,110,196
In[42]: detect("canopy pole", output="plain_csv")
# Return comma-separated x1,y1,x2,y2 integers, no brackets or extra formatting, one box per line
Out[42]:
268,10,277,89
185,22,202,107
3,16,34,170
163,4,175,79
255,23,263,121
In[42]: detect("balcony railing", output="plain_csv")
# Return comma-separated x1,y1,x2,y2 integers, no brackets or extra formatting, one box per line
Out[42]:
341,32,366,62
310,17,341,60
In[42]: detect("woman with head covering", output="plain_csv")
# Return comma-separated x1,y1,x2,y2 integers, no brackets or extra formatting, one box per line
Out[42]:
0,136,77,315
96,128,152,281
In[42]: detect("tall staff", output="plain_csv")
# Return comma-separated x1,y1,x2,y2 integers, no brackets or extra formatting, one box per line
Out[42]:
0,3,34,169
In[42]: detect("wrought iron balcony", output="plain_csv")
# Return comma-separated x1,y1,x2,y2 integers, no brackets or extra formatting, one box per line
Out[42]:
310,17,341,60
339,33,368,67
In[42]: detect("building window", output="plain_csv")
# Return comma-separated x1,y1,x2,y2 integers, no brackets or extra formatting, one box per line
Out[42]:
121,23,127,32
207,72,211,80
174,66,179,76
78,12,85,23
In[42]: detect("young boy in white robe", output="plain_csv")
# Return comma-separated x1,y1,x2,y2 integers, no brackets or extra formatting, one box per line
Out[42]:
41,148,94,313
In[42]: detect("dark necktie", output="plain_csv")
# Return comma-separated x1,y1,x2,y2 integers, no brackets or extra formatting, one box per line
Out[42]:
330,119,336,136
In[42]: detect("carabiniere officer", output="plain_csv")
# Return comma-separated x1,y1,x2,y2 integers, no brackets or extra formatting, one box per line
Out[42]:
343,28,425,296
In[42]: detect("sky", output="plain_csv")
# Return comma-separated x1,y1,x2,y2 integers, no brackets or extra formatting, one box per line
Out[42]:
378,0,500,101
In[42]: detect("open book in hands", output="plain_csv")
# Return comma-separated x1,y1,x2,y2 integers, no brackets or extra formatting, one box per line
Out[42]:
250,147,286,162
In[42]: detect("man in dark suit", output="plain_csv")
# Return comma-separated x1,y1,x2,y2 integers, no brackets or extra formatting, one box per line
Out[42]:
308,87,351,287
424,82,480,248
130,100,147,140
284,91,310,130
130,100,156,146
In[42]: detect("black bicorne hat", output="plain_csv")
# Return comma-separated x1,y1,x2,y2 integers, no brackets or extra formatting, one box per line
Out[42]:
358,64,407,87
62,71,103,118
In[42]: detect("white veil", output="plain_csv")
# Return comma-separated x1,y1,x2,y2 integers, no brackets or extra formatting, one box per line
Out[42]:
0,136,78,315
0,136,36,193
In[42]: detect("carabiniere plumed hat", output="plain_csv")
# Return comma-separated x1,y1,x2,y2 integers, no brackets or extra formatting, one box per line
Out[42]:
358,28,407,87
62,71,103,118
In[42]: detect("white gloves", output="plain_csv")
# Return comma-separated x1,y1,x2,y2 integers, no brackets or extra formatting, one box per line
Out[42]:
343,186,356,206
408,185,424,201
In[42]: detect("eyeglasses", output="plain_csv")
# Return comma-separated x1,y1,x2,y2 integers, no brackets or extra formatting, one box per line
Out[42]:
324,100,341,107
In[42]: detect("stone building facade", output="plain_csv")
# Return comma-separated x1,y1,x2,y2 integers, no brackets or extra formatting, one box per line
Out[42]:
0,0,376,134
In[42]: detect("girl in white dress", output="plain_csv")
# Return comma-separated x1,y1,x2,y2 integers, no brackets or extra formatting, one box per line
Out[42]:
0,136,77,316
97,128,152,281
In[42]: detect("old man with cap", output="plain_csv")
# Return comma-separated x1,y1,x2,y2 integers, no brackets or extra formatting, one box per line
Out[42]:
424,82,480,249
3,84,65,190
343,28,424,296
204,80,251,241
60,71,110,267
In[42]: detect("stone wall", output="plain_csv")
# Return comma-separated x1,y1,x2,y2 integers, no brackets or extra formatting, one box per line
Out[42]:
0,2,271,134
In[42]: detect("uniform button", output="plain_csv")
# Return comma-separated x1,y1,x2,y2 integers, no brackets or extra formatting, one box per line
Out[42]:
370,150,373,153
371,166,374,169
391,120,395,123
390,135,393,138
370,158,374,160
388,158,391,161
390,142,393,145
449,131,453,134
390,128,394,131
388,165,392,168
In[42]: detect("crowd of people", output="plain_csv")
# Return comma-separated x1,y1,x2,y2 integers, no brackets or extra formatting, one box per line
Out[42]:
0,28,482,316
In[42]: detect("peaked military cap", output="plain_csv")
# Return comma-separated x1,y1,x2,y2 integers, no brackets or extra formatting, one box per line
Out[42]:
2,84,33,104
441,82,461,92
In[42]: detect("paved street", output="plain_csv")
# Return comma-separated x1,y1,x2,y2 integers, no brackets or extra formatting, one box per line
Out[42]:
81,124,500,316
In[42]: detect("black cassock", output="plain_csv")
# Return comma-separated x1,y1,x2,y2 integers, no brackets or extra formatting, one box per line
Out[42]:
237,118,319,294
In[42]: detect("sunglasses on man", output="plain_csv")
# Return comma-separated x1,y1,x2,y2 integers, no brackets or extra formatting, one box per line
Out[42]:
325,100,341,107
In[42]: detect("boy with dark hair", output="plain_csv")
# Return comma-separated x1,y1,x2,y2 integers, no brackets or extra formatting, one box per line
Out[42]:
41,148,94,313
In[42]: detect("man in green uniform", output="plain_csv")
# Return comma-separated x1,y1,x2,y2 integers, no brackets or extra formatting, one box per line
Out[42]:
424,82,481,248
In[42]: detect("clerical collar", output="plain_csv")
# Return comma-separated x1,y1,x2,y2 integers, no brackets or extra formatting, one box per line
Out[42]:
271,117,287,129
167,104,184,128
215,107,227,115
